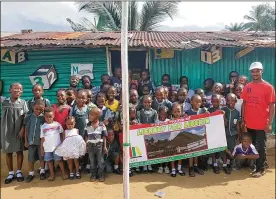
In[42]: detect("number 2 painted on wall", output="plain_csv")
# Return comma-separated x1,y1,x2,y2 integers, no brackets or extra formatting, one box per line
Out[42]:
47,71,56,84
33,76,44,87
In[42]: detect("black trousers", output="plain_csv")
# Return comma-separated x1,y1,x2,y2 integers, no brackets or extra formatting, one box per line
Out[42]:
247,128,267,171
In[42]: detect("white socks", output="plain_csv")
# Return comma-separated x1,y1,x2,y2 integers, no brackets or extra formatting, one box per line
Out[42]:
226,159,230,165
171,169,176,174
7,171,15,179
29,171,34,176
114,165,119,170
178,165,182,171
148,165,152,171
40,169,45,174
223,164,227,167
214,162,218,167
16,170,23,177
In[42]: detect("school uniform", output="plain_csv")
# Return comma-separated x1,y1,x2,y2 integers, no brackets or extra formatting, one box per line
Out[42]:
178,100,192,114
105,139,120,173
137,108,158,124
27,97,51,114
85,122,107,176
1,97,28,153
221,106,240,152
24,113,45,162
99,106,113,122
70,105,89,139
232,143,258,168
185,108,207,116
151,99,172,112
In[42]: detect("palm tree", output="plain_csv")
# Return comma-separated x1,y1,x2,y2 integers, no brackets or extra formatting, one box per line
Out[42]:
67,2,178,32
243,3,275,31
225,22,246,31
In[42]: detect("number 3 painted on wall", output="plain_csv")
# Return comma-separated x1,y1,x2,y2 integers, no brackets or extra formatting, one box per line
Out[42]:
33,76,44,87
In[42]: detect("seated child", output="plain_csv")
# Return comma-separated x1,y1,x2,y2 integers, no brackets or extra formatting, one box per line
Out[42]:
85,107,107,182
226,133,259,174
105,129,122,175
40,107,67,181
24,99,46,182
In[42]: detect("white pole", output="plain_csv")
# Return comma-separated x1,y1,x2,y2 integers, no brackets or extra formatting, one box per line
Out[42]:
121,2,130,199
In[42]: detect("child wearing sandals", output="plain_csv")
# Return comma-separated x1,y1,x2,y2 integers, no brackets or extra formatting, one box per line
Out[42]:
1,83,28,184
170,103,186,177
24,99,46,183
40,107,67,181
55,116,86,180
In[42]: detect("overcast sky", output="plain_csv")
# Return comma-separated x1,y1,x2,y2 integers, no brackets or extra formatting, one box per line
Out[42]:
1,2,273,32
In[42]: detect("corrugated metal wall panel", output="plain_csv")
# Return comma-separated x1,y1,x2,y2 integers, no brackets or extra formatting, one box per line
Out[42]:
1,48,107,103
150,47,275,89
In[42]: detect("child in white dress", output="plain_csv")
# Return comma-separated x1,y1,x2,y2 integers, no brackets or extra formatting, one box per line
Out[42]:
55,116,86,180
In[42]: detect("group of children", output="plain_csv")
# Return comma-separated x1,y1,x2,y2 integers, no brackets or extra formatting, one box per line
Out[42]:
1,68,260,184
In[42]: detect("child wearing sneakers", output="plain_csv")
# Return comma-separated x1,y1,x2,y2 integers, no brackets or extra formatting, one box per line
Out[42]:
40,107,67,181
156,106,170,174
24,99,46,182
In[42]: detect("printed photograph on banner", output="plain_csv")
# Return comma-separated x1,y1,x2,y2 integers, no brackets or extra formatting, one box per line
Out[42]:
144,126,207,159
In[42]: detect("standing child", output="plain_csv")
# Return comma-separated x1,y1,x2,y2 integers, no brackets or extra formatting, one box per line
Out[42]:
69,75,80,89
185,94,206,177
55,116,86,180
234,83,244,115
85,89,97,111
95,92,113,124
1,83,28,184
156,106,170,174
161,74,173,92
24,99,46,182
27,84,51,114
138,69,155,96
85,107,108,182
212,82,226,107
208,94,223,174
137,95,158,172
82,75,98,102
169,89,178,103
176,88,192,114
52,89,71,130
179,76,195,100
221,93,240,174
152,87,172,113
70,89,89,171
66,88,77,107
40,107,67,181
170,103,186,177
111,67,122,100
130,89,141,111
204,78,215,106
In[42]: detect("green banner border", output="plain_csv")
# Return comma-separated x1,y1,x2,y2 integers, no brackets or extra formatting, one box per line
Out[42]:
130,146,226,168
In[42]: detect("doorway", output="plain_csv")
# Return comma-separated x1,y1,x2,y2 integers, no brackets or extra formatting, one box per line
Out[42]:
110,50,148,80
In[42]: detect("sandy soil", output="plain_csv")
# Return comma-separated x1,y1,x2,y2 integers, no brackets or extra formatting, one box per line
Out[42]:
1,148,275,199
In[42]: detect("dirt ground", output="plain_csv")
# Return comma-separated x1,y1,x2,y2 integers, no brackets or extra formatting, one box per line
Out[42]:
1,148,275,199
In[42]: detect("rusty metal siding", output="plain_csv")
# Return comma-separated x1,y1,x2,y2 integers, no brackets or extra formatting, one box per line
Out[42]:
149,47,275,89
1,48,107,103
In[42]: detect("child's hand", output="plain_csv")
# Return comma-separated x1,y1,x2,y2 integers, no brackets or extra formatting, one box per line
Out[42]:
17,129,24,139
41,148,45,157
24,142,29,148
225,149,231,154
103,147,108,154
236,154,246,159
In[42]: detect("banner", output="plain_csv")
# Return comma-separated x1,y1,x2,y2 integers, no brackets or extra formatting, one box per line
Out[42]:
129,111,227,168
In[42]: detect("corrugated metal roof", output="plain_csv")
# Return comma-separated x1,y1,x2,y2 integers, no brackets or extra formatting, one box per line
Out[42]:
1,31,275,49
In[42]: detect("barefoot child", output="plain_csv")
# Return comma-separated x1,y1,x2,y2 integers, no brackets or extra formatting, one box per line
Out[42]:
40,107,67,181
170,103,185,177
185,94,206,177
1,83,28,184
55,116,86,180
24,99,46,182
27,84,51,114
85,107,108,182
